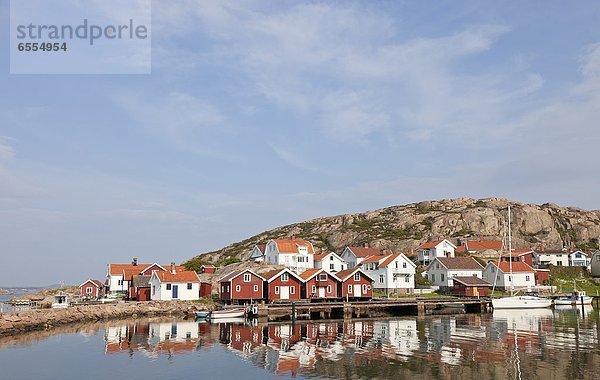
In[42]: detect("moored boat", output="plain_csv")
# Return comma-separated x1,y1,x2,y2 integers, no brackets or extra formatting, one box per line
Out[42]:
195,311,210,319
553,290,593,306
492,295,552,309
51,292,69,309
209,308,246,319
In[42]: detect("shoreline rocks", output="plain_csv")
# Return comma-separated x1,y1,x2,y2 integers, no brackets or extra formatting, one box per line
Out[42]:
0,301,208,337
0,288,12,295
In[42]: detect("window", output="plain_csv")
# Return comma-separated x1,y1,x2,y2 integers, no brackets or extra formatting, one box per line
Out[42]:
525,275,530,281
348,285,353,293
152,285,155,295
319,274,327,281
405,276,410,283
330,263,335,270
236,285,241,292
281,273,289,282
86,287,92,294
402,262,407,268
379,275,384,283
327,285,332,293
557,261,563,266
243,273,251,282
330,256,334,261
311,285,316,294
275,286,279,294
395,262,398,268
354,273,360,281
187,283,192,290
431,274,436,282
290,286,295,294
436,263,439,269
253,284,259,292
362,284,367,293
221,285,225,292
166,284,172,290
118,280,123,286
508,276,512,282
441,274,445,282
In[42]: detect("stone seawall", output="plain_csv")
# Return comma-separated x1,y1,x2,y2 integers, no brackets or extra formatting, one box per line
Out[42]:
0,301,207,336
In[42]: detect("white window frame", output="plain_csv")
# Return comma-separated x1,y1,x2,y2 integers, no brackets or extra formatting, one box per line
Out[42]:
348,284,353,293
281,273,289,282
290,286,295,294
362,284,367,293
327,285,332,293
354,273,360,281
319,274,327,281
235,285,241,292
379,275,384,283
86,286,92,294
311,285,316,294
275,286,280,294
253,284,258,292
243,273,251,282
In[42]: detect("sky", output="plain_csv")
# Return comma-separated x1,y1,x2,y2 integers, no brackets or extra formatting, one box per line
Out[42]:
1,1,600,286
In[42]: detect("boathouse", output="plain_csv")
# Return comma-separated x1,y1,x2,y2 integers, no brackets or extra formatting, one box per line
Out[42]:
79,279,104,299
334,268,374,300
451,276,491,297
219,269,266,304
264,268,303,301
299,268,339,299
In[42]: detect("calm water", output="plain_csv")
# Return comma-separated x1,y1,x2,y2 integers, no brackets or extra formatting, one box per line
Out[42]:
0,307,599,379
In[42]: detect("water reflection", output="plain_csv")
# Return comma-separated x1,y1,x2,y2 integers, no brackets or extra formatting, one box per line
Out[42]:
94,308,599,378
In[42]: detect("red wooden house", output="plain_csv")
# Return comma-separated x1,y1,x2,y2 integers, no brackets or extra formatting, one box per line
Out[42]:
219,269,266,304
130,275,151,301
264,268,303,301
201,265,216,274
299,268,339,299
79,279,104,299
451,276,491,297
199,282,212,297
334,268,374,299
500,249,535,267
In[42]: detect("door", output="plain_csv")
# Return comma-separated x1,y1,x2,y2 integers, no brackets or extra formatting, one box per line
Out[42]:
280,286,289,300
318,287,326,298
353,284,362,297
172,285,178,299
473,287,479,297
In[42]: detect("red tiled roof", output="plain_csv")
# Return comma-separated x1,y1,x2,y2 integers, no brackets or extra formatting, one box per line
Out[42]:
435,257,483,270
502,249,534,257
108,263,186,278
379,253,401,268
416,240,444,249
491,261,535,273
452,276,491,286
314,251,335,261
298,268,323,281
465,239,503,251
346,247,384,258
360,255,383,264
154,270,200,283
257,244,266,253
272,239,315,254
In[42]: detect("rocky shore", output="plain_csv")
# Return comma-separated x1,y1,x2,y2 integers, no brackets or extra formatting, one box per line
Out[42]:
0,288,12,295
0,301,208,336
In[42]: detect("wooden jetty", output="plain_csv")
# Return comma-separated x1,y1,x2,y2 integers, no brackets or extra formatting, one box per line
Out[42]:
253,298,492,322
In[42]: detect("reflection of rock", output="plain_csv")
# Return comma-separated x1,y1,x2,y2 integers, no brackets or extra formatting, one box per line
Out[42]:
0,288,12,295
0,301,207,337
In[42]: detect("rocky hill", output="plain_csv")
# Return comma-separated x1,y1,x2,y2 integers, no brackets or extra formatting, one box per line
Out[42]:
187,198,600,265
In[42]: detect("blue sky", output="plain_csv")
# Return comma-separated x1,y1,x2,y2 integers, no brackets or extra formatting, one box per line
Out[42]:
1,1,600,286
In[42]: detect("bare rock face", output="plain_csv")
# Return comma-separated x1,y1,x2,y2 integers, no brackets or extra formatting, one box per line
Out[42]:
188,198,600,264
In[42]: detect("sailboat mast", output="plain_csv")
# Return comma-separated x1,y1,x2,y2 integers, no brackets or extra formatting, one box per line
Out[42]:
508,205,514,294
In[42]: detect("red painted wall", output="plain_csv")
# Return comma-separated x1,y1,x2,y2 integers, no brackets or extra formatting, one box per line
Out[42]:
221,272,264,302
452,283,489,297
303,272,339,299
80,281,102,298
535,269,550,285
137,287,151,301
339,273,372,299
200,282,212,297
140,264,165,275
266,274,302,301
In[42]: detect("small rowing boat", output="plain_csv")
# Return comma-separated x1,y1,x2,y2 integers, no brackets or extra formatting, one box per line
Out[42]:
195,311,210,319
209,308,245,319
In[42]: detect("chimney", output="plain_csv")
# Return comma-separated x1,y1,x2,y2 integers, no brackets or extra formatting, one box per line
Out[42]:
171,262,176,274
132,258,138,266
363,242,369,248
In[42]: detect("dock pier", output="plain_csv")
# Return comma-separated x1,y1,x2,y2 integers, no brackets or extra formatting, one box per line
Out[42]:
254,298,492,322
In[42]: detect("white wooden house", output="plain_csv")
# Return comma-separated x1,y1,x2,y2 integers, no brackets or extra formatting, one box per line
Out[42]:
568,250,590,267
340,245,385,269
534,249,570,267
359,253,416,294
482,261,536,290
424,257,484,289
416,239,456,265
150,269,201,301
248,244,266,262
314,251,346,273
264,237,315,273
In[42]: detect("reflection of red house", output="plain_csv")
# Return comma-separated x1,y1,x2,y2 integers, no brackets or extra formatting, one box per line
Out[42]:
227,324,265,353
219,269,265,304
451,276,491,297
299,269,339,299
264,268,303,301
334,268,373,299
79,279,104,299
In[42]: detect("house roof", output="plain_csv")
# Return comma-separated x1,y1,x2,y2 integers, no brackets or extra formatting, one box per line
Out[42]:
314,251,343,261
346,246,384,258
153,270,200,283
360,255,383,264
263,268,303,283
433,257,484,270
131,275,151,288
535,250,569,255
271,238,315,254
417,239,456,250
465,239,503,251
108,263,186,279
219,269,266,282
334,268,374,282
490,261,535,273
80,279,103,288
452,276,492,287
257,244,266,253
502,249,535,257
298,268,325,281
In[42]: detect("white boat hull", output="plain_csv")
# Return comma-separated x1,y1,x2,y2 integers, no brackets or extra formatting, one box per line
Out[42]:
209,308,245,319
553,296,593,306
492,296,552,309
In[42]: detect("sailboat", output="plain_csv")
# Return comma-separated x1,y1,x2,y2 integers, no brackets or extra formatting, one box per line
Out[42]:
553,280,593,306
492,206,552,309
